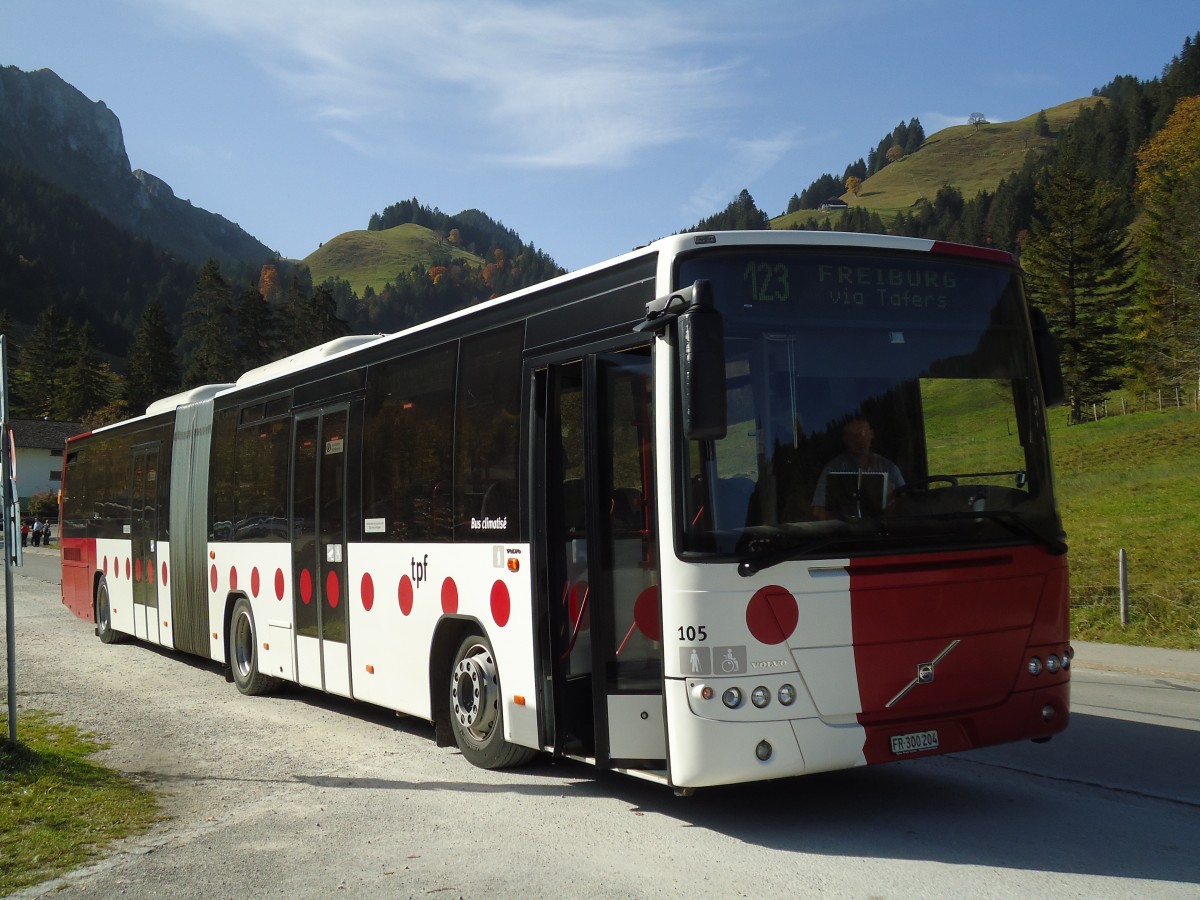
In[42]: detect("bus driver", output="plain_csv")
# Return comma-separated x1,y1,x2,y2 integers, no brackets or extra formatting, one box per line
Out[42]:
811,419,904,520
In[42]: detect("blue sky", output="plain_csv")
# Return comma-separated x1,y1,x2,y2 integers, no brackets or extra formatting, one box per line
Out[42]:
2,1,1196,272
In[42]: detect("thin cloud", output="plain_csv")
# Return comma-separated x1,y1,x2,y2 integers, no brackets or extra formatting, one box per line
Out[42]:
683,133,796,221
125,0,751,169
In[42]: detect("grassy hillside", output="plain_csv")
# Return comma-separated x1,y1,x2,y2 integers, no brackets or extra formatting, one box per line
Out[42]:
773,97,1103,227
304,223,487,295
1052,406,1200,649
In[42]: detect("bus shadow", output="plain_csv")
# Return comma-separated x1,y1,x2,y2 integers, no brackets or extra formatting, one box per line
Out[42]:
583,712,1200,888
113,642,1200,887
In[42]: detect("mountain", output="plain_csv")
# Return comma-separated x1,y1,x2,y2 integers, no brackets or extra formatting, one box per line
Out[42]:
304,224,488,297
773,98,1101,228
0,66,275,270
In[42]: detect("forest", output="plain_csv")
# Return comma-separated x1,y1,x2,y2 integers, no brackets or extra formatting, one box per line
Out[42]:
1,33,1197,428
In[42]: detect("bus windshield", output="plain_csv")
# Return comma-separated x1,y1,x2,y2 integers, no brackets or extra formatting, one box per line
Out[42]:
675,247,1063,565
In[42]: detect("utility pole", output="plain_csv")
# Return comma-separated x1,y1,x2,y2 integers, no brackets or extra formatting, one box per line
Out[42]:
2,335,17,742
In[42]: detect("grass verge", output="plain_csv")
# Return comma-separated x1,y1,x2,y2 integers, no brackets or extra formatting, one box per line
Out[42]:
0,710,161,895
1051,407,1200,649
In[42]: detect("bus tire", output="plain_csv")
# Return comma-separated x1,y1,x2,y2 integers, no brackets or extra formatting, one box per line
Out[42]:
229,596,278,696
448,632,536,769
96,578,125,644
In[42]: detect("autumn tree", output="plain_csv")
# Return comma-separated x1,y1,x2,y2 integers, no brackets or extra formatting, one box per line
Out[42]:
1022,136,1131,422
844,175,862,197
1128,94,1200,391
258,263,283,306
182,259,236,387
125,295,181,414
886,145,904,164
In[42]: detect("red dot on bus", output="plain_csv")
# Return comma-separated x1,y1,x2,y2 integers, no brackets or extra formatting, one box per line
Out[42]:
135,557,143,583
634,585,662,641
441,578,458,615
361,573,374,611
125,558,131,580
275,568,285,601
229,566,238,592
300,568,313,604
745,585,799,645
162,562,169,586
490,580,510,627
209,564,218,593
148,561,155,585
103,556,109,576
326,570,340,608
398,575,413,616
251,567,260,598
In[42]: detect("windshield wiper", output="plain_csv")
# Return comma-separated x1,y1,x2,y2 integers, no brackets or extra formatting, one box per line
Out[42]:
735,525,874,577
735,509,1066,577
887,509,1067,555
960,509,1067,554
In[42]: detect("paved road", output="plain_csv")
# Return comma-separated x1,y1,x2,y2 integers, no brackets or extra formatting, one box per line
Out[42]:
4,550,1199,899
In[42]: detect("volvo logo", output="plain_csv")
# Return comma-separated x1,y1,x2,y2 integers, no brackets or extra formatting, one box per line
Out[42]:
886,640,960,708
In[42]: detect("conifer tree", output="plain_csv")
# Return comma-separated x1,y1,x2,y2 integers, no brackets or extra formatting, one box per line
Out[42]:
126,295,181,413
306,285,349,345
182,259,236,388
56,321,113,421
278,277,312,356
233,282,278,370
1021,137,1131,423
19,305,75,418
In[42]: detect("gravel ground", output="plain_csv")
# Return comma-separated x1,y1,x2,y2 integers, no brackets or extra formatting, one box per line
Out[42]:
5,549,1199,900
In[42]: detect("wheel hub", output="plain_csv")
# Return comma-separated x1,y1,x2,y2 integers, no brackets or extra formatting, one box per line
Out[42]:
451,646,498,739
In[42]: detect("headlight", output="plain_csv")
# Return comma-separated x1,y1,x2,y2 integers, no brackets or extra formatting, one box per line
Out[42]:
751,686,770,708
1027,657,1043,676
778,684,797,706
1046,654,1060,673
722,687,743,709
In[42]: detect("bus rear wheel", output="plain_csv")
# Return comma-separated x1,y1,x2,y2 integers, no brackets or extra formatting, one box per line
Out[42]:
229,597,278,696
448,633,535,769
96,578,125,644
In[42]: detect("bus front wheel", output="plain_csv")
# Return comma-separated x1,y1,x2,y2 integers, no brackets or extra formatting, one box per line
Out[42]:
448,633,535,769
96,578,125,644
229,597,278,696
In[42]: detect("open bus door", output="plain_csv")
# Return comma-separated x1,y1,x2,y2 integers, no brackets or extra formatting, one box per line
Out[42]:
538,348,666,771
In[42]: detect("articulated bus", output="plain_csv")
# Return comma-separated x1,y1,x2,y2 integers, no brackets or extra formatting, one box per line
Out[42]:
60,231,1071,791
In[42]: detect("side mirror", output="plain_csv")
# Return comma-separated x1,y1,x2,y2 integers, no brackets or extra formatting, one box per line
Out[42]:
1029,306,1065,407
677,281,727,440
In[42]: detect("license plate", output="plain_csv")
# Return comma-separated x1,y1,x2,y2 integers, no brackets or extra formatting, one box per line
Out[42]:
890,729,939,755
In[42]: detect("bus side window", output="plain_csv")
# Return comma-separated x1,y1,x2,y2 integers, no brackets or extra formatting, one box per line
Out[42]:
364,344,457,542
454,324,524,541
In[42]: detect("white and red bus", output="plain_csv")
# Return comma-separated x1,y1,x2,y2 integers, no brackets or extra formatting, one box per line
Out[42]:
60,231,1071,791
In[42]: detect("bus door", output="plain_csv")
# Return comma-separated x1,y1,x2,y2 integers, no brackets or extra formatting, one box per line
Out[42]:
541,349,665,769
130,442,161,643
291,405,352,697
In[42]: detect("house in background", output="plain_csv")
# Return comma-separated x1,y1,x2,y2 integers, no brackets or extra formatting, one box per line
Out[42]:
10,419,82,507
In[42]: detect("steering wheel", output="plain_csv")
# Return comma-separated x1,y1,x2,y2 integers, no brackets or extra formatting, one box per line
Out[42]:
895,475,959,494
